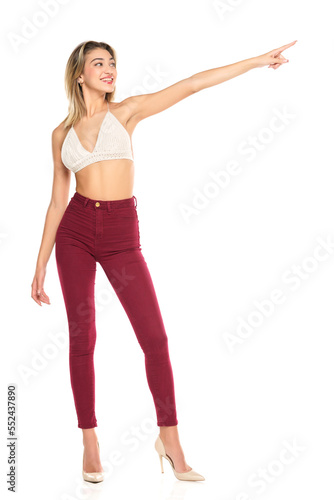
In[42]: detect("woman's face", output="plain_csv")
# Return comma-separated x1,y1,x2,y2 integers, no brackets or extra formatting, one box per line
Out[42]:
79,48,116,92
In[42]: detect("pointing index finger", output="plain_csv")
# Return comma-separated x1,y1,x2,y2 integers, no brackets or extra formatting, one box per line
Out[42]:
276,40,298,53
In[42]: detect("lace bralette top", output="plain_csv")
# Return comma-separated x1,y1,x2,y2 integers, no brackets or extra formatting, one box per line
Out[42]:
61,101,134,173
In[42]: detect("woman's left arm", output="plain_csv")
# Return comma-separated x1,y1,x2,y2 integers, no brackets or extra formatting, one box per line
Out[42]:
125,40,297,122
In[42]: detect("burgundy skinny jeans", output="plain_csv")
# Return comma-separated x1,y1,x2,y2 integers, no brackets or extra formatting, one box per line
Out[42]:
55,191,178,429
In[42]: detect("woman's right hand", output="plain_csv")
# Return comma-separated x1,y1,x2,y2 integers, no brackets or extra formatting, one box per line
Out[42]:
31,266,51,306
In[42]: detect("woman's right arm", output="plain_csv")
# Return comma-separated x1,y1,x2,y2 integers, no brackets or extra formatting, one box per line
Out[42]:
31,126,71,306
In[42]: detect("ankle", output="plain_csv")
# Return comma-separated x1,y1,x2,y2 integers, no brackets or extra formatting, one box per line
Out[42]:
159,434,181,448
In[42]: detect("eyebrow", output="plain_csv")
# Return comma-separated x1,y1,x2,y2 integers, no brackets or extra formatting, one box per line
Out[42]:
90,57,115,63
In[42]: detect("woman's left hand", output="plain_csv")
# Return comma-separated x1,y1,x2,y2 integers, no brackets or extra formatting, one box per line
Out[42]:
254,40,298,70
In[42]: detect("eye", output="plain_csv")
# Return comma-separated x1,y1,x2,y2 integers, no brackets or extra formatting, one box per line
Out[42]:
95,62,116,67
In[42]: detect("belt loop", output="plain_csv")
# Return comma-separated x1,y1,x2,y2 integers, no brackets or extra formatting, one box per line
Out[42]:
84,198,89,208
133,195,137,208
107,201,111,213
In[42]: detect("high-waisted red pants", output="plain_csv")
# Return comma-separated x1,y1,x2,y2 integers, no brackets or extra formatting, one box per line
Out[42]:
55,191,178,429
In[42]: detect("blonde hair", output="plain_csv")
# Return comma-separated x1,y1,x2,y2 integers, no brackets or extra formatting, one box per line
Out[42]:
63,40,117,129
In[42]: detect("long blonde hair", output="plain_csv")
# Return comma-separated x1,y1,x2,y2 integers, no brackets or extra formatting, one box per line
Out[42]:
63,40,117,129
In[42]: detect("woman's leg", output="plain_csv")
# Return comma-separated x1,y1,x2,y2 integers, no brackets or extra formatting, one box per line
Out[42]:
56,222,105,473
55,227,98,430
99,247,194,472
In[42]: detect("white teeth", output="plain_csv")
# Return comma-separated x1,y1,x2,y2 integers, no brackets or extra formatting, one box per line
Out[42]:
102,78,113,82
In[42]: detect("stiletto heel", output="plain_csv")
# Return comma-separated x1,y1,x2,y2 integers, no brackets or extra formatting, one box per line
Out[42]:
82,440,104,483
159,452,164,473
154,435,205,481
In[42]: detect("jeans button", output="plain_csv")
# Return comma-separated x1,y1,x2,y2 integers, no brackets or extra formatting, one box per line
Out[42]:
95,202,100,207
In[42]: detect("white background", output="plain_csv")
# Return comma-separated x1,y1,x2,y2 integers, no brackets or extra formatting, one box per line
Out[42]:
1,0,333,499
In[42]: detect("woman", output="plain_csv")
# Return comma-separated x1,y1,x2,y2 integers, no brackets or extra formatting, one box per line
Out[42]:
31,39,296,483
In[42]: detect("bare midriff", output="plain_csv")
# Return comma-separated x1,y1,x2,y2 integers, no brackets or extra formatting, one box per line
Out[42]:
74,158,135,201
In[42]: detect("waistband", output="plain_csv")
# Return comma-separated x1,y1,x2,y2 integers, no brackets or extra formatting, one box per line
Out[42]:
71,191,137,211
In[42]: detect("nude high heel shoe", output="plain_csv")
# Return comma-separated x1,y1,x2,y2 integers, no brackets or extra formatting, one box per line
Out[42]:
82,440,104,483
154,435,205,481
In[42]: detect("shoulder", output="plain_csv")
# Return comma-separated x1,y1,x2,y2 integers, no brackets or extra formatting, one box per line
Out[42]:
51,120,72,167
52,119,70,148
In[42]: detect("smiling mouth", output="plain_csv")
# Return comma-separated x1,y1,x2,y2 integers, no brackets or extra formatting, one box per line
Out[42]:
101,77,114,83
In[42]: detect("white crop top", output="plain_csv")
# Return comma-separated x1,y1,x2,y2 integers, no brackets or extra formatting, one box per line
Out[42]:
61,101,134,173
